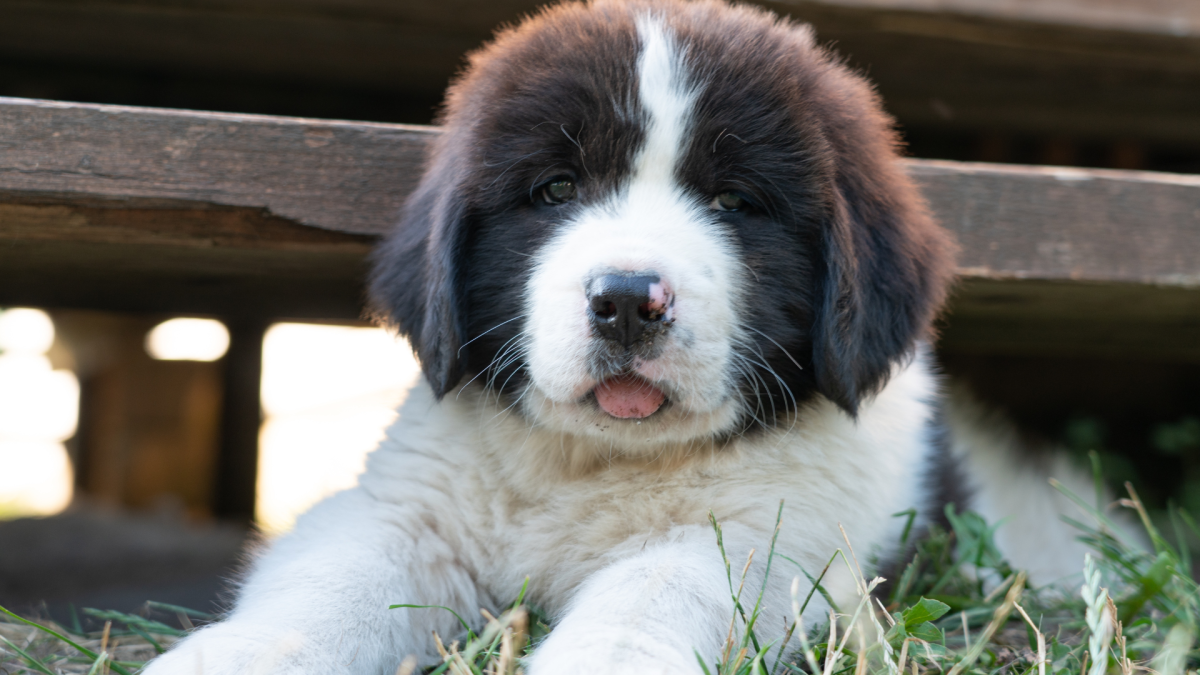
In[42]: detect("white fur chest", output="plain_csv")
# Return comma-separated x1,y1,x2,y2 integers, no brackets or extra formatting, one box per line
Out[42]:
360,355,940,620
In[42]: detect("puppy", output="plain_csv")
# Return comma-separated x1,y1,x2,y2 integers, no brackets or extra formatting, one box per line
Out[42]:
146,1,1093,673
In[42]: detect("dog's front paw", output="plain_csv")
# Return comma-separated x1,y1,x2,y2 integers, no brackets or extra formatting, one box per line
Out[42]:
141,624,318,675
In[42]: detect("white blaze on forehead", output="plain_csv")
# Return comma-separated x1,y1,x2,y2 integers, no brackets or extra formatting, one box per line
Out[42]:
634,15,696,185
519,14,747,445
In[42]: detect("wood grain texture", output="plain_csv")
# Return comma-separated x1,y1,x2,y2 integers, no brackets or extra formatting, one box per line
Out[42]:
0,202,373,319
2,98,1198,356
910,160,1200,286
0,97,434,235
789,0,1200,37
2,0,1200,142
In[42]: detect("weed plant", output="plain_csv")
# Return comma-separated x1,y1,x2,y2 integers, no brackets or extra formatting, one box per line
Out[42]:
2,462,1198,675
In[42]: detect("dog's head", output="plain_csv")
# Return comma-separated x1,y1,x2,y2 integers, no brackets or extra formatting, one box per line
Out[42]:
370,0,954,449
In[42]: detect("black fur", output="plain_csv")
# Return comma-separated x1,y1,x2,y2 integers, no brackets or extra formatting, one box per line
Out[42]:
924,401,972,529
873,394,971,596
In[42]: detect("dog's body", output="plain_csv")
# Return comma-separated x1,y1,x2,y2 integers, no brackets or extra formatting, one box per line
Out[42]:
146,2,1094,673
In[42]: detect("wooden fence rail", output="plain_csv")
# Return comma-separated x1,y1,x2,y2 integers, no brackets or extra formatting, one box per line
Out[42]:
2,96,1199,359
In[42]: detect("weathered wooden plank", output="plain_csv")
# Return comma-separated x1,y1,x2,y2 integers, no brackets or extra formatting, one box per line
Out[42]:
2,0,1199,143
0,201,373,319
918,160,1200,362
2,98,1199,345
4,98,1199,279
0,97,432,236
940,279,1200,362
910,160,1200,287
767,1,1200,145
793,0,1200,38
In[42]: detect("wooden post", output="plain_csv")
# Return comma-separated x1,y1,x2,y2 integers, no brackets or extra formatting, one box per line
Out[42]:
212,319,268,524
53,311,224,516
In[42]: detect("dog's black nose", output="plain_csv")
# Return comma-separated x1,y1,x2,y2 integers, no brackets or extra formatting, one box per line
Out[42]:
587,273,672,349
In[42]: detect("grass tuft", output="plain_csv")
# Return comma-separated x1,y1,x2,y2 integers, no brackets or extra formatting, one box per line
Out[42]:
3,478,1198,675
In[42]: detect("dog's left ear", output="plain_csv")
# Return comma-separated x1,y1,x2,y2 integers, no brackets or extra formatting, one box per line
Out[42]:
367,135,471,398
810,138,956,417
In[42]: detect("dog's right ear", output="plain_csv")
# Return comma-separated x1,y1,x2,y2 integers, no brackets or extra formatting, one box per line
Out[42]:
368,137,470,398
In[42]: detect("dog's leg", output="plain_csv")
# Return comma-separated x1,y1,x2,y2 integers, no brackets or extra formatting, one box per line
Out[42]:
143,487,486,675
526,524,803,675
945,390,1147,587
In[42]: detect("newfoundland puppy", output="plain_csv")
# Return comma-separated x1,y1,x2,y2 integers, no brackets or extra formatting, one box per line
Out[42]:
146,1,1094,673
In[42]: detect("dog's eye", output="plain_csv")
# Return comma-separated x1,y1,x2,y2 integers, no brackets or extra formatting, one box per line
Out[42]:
541,178,577,205
710,192,747,212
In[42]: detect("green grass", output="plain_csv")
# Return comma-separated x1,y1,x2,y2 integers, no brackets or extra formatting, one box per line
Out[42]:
402,467,1199,675
3,465,1198,675
0,603,208,674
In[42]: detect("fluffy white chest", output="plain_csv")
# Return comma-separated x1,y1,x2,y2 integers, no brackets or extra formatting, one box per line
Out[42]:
360,354,940,618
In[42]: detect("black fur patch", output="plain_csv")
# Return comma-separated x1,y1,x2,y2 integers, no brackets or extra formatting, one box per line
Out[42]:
873,395,972,596
924,400,973,529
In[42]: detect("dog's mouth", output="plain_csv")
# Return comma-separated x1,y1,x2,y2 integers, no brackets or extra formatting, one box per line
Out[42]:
592,374,667,419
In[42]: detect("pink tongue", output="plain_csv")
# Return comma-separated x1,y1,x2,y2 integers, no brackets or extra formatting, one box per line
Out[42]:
594,375,666,419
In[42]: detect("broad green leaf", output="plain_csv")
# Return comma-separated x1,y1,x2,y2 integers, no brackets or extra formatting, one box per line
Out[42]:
909,622,943,643
902,597,951,628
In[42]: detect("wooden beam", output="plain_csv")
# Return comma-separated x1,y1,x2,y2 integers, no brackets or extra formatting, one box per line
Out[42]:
940,279,1200,362
910,160,1200,287
213,319,267,524
0,203,373,319
1,0,1199,143
3,97,1197,280
0,97,405,319
57,312,224,515
0,97,431,235
788,0,1200,39
1,97,1198,359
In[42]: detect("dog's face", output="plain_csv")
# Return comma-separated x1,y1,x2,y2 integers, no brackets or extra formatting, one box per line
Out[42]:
370,0,953,452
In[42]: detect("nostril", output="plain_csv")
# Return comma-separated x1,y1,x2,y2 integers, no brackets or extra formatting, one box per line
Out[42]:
637,302,663,322
590,296,617,319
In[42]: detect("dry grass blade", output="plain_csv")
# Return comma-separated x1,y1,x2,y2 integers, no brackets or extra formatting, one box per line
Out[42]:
1014,602,1046,675
945,571,1026,675
394,655,418,675
0,611,166,674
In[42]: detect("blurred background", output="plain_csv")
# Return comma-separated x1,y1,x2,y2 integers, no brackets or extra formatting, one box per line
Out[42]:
0,308,420,619
1,0,1198,621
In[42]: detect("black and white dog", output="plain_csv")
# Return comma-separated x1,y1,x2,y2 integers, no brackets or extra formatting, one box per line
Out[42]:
147,1,1096,673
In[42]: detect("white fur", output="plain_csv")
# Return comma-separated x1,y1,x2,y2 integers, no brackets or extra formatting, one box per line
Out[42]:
523,17,746,451
944,393,1145,587
147,350,941,675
